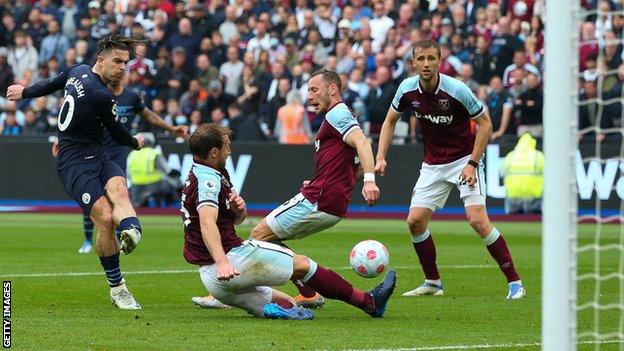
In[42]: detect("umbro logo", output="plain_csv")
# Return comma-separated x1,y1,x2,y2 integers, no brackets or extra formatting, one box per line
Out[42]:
411,101,420,108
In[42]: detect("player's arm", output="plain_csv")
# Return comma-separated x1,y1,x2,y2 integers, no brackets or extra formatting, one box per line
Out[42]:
139,108,189,139
198,206,239,281
345,128,380,206
375,107,402,176
228,190,247,225
7,69,70,100
99,96,142,150
461,110,493,187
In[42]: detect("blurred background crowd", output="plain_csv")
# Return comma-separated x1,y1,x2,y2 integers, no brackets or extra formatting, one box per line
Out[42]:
0,0,620,144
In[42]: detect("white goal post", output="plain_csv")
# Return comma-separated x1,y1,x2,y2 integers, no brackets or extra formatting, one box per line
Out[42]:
542,0,578,350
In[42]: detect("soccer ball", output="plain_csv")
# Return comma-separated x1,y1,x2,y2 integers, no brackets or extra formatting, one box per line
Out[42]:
349,240,389,278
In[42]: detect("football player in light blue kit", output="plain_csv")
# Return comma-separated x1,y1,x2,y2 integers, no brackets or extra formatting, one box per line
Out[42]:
375,40,525,299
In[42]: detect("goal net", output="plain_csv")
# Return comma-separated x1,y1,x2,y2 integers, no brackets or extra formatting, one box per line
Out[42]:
544,1,624,349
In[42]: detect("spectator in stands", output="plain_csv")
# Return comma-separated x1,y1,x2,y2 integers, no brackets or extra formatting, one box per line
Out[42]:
23,9,48,50
579,77,614,142
39,20,70,65
503,48,540,88
58,0,83,43
195,54,220,89
457,63,480,94
0,47,14,98
236,65,262,115
262,77,290,138
220,46,244,97
472,34,494,84
219,5,239,45
167,17,200,67
365,65,395,137
210,106,230,128
274,90,311,144
180,79,209,116
229,103,266,141
439,43,462,77
21,107,48,135
487,76,515,140
35,0,60,24
490,16,524,77
8,30,38,86
0,102,23,136
513,72,543,137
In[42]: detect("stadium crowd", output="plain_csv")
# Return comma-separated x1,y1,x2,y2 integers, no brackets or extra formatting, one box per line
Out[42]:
0,0,619,143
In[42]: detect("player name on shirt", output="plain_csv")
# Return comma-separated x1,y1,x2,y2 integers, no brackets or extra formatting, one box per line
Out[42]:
66,77,85,98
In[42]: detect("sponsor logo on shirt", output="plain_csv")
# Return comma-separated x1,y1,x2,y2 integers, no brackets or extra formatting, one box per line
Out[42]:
414,111,454,125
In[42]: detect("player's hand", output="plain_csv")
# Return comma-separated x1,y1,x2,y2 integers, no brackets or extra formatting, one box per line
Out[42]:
228,191,246,215
51,139,59,158
362,181,380,206
375,159,387,177
490,131,502,141
460,165,478,187
6,85,25,101
172,125,189,139
302,179,310,187
216,261,240,281
134,134,145,149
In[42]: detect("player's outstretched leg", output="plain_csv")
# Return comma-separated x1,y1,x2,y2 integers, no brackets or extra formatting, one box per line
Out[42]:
466,205,525,299
91,197,141,309
291,255,397,318
403,208,443,296
262,289,314,320
79,211,94,254
267,238,325,308
105,176,142,254
252,221,325,308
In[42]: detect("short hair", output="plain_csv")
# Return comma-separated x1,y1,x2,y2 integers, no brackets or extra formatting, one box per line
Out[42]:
96,33,143,57
189,123,231,160
310,69,342,90
412,40,441,58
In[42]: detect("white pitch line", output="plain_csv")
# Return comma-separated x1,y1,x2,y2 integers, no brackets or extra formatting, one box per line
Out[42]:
0,265,499,279
0,269,197,278
344,339,622,351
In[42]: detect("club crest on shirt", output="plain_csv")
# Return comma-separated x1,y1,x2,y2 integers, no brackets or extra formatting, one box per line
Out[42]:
438,99,449,111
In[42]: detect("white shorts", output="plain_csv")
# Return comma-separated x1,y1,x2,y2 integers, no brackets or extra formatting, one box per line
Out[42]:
266,193,342,240
198,240,294,316
410,154,486,212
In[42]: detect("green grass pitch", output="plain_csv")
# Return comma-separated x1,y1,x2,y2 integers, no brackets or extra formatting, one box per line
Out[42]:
0,213,621,350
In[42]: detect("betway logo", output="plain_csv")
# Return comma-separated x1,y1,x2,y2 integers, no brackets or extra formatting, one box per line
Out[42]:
486,145,624,200
415,111,454,125
166,153,251,195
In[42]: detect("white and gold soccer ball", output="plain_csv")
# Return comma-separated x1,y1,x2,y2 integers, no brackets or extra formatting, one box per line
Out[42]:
349,240,389,278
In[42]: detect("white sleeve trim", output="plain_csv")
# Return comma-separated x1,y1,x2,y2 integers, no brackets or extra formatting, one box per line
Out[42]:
342,125,361,141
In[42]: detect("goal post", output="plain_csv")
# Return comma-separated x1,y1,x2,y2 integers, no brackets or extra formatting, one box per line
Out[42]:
542,0,578,349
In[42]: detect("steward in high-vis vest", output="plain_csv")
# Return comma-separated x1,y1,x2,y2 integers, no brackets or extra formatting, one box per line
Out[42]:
127,133,181,207
502,133,545,214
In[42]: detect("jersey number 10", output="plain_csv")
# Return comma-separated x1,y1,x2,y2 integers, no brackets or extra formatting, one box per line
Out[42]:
58,92,76,131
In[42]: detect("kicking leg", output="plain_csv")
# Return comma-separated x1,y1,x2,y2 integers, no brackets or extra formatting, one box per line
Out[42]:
465,205,525,299
90,196,141,309
291,254,396,318
251,222,324,307
105,176,142,254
